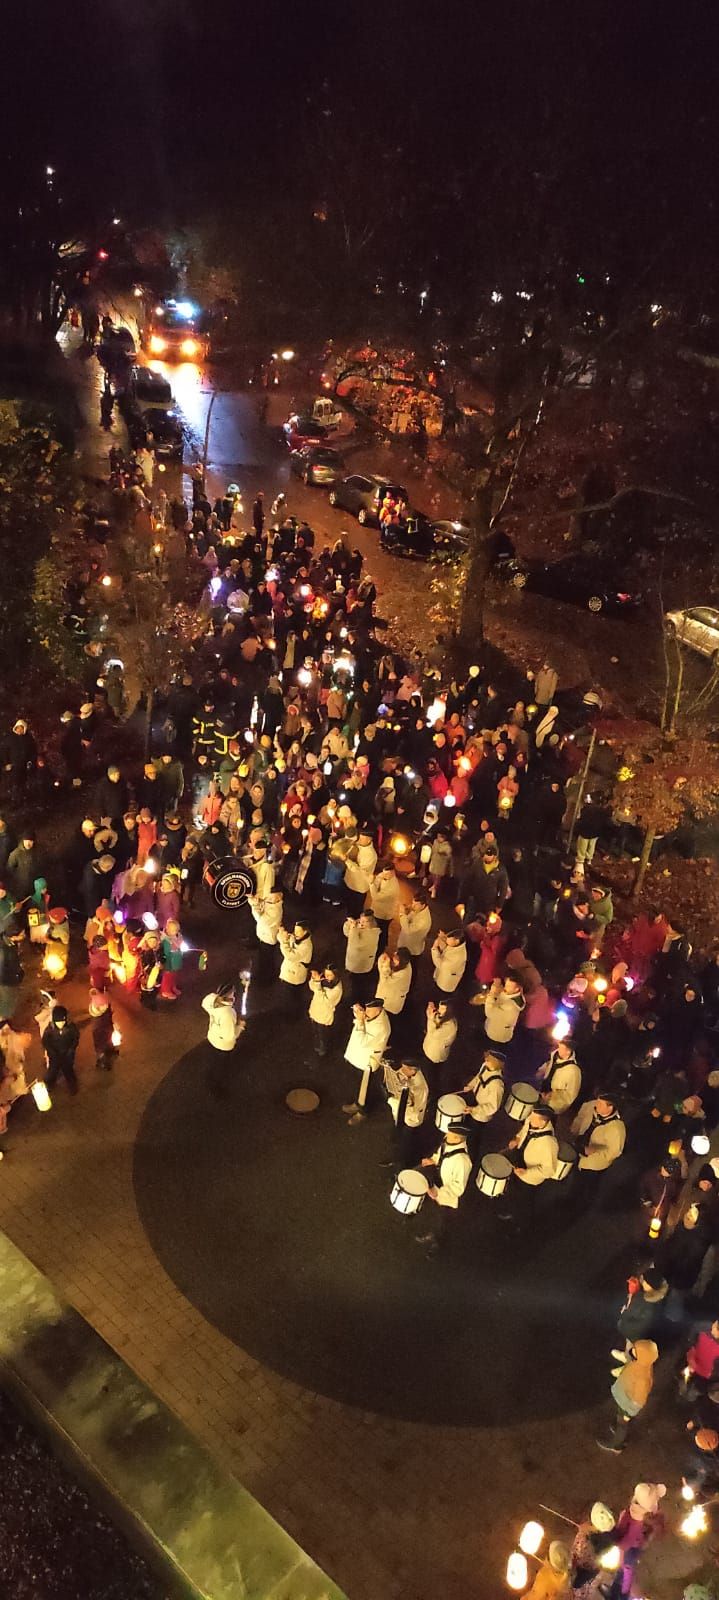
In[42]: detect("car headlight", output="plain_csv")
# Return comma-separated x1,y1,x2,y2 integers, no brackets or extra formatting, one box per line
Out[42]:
181,338,199,357
149,335,167,354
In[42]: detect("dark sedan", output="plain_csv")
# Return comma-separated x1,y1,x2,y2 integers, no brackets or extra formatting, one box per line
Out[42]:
497,553,642,615
127,404,184,460
289,445,345,485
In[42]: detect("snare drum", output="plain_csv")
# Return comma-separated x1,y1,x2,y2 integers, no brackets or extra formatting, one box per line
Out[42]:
435,1093,467,1133
476,1153,513,1197
390,1169,430,1215
553,1141,577,1182
504,1082,539,1122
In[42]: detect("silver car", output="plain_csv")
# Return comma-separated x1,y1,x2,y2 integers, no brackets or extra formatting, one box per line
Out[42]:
666,605,719,663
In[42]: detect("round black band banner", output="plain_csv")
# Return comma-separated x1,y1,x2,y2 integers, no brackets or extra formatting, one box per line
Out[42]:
210,860,256,909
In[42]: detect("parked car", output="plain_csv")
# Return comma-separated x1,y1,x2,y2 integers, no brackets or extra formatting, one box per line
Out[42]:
381,513,468,561
283,414,329,451
289,444,345,485
328,473,409,525
497,554,642,615
665,605,719,663
429,518,471,553
126,403,184,460
129,367,174,405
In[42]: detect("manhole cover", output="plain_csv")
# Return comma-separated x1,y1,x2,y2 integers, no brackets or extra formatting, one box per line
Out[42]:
285,1087,320,1115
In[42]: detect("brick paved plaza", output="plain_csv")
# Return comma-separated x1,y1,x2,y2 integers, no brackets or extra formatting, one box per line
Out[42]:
0,905,678,1600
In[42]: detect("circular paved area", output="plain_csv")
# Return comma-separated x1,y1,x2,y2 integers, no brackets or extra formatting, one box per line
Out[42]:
133,1002,635,1426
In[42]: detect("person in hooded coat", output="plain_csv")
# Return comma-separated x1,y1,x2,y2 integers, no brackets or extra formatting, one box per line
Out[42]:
597,1339,659,1452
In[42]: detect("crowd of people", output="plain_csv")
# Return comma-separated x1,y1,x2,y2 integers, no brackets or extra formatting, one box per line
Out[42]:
2,425,719,1588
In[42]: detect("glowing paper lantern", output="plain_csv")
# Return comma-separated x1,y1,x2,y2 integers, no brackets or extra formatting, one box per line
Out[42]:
111,1029,122,1048
31,1082,52,1112
692,1133,711,1157
43,949,67,980
598,1546,621,1571
518,1521,544,1556
680,1505,708,1540
551,1010,571,1042
506,1552,528,1590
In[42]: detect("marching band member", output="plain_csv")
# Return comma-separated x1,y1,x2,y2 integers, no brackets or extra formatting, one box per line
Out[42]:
536,1038,582,1116
381,1055,429,1167
462,1050,506,1125
571,1092,626,1171
248,888,283,981
277,920,313,1015
308,964,343,1056
343,997,391,1124
415,1126,472,1254
507,1104,559,1187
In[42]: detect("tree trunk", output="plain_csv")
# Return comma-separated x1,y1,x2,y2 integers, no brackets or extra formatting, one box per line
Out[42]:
144,687,155,759
632,825,656,897
458,539,490,649
457,479,495,650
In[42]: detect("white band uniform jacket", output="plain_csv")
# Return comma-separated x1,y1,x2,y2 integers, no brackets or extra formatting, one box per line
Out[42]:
484,988,525,1044
201,994,243,1051
397,905,433,957
308,976,343,1026
376,955,412,1014
247,894,282,945
423,1011,458,1063
343,842,378,894
514,1120,559,1185
536,1052,581,1114
388,1070,429,1128
429,1140,472,1208
277,929,313,985
463,1064,504,1122
252,858,276,899
343,919,381,973
345,1009,392,1074
430,937,467,994
571,1100,627,1170
369,872,400,922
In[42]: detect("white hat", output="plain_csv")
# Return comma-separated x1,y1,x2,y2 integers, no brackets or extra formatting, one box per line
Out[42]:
12,719,27,734
590,1502,616,1532
630,1482,666,1518
60,711,74,723
80,703,94,718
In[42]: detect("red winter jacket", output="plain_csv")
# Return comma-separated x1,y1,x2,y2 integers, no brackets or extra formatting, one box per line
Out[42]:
687,1329,719,1380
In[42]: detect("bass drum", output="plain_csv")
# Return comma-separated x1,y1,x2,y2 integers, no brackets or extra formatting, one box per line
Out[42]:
204,856,256,910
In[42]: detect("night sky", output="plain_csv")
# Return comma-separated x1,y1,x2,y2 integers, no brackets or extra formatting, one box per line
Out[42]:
3,1,718,272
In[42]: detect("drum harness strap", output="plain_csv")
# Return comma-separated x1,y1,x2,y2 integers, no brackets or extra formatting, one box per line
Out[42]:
427,1139,468,1187
577,1107,620,1157
543,1048,577,1091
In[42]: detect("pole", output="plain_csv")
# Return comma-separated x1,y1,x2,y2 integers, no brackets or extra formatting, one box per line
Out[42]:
538,1504,579,1528
566,727,596,855
202,387,218,478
